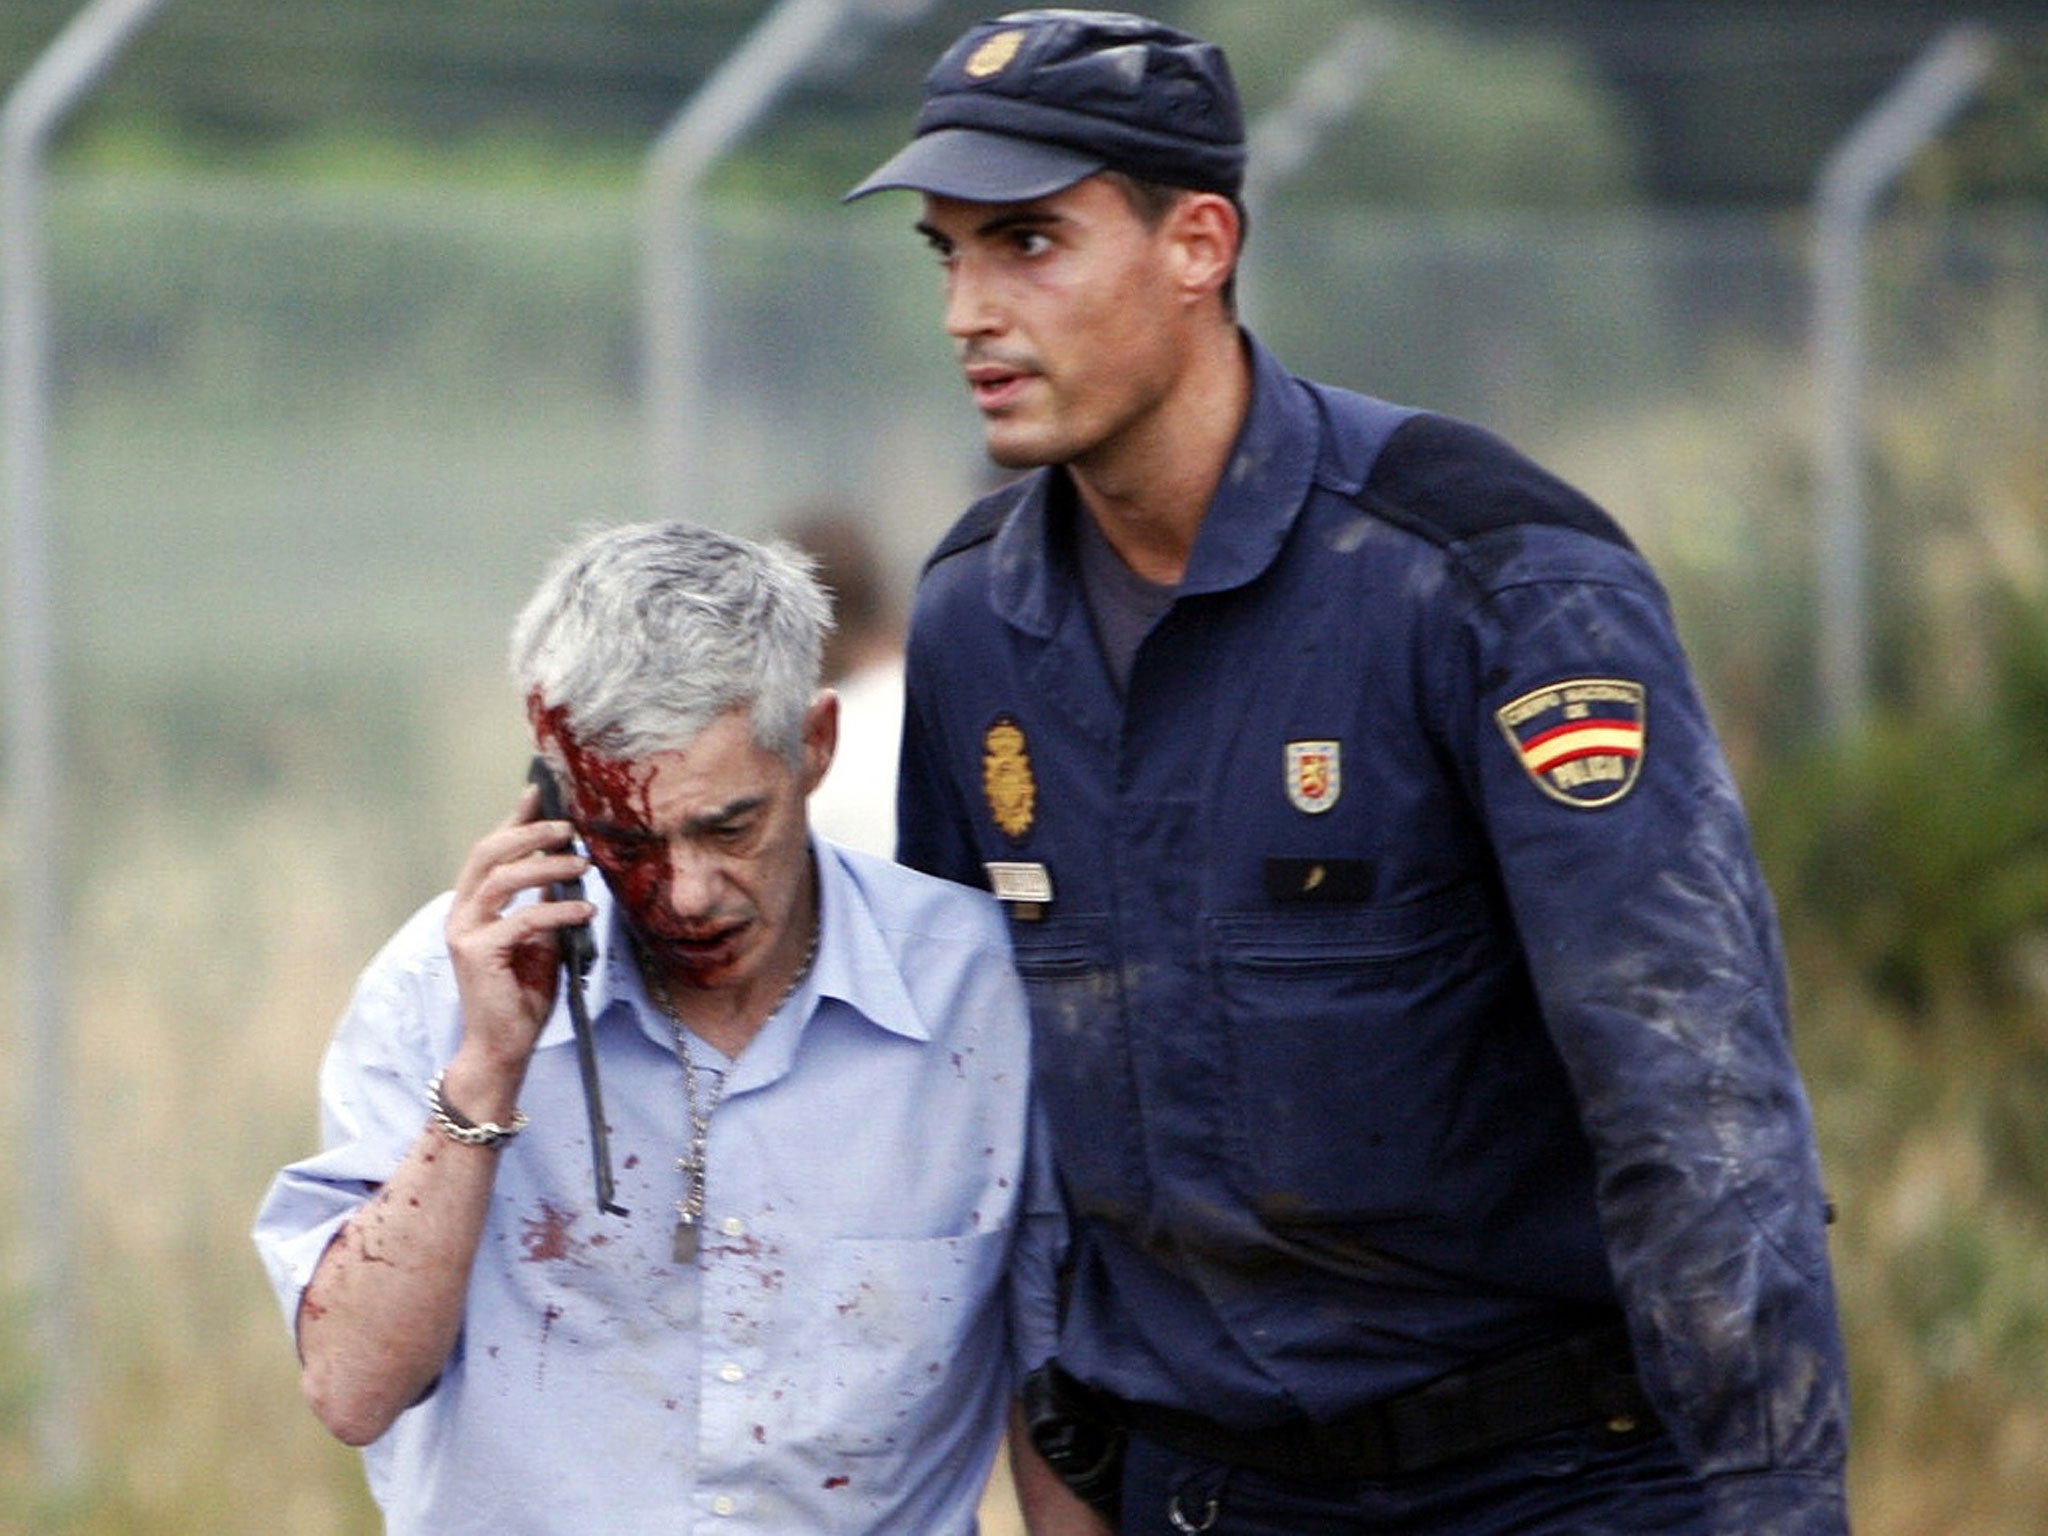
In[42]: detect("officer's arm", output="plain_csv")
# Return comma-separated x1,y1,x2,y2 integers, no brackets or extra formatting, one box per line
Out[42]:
1454,572,1849,1532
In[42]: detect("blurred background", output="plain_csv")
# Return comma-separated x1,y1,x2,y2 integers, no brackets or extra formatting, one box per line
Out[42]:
1,0,2045,1530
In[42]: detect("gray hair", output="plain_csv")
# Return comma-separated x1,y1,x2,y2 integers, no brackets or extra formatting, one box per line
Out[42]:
509,520,833,765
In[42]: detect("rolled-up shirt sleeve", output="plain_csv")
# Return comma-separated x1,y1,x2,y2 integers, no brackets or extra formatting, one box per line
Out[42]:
252,896,456,1341
1007,1096,1069,1382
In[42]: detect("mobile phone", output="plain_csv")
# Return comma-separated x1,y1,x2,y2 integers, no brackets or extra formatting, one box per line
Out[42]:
526,756,623,1213
528,757,595,980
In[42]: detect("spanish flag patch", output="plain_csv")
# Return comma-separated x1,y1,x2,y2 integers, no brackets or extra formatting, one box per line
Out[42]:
1494,678,1646,808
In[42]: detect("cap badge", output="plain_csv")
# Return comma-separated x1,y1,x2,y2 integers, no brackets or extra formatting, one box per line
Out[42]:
1285,740,1342,815
964,28,1026,80
1495,678,1646,808
983,713,1037,842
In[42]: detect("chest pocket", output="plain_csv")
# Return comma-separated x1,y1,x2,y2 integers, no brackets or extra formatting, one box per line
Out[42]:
798,1230,1012,1457
1207,881,1499,1226
1005,915,1147,1216
1007,914,1126,1075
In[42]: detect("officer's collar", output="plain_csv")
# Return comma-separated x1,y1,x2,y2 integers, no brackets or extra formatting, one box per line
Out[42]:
988,332,1319,633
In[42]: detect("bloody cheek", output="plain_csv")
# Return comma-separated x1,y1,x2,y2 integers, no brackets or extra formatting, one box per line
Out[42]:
597,854,686,943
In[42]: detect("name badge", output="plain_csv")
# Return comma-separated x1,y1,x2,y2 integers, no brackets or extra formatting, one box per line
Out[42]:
985,861,1054,919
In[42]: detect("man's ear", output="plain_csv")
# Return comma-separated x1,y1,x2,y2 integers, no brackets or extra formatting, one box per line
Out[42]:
801,690,840,796
1168,191,1241,305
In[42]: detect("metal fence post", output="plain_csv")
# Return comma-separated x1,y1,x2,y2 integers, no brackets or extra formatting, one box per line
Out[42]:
1811,22,1996,738
1239,17,1397,335
1243,17,1396,224
640,0,937,522
3,0,175,1491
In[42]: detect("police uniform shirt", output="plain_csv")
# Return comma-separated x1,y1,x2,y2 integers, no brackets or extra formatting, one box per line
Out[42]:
895,334,1848,1519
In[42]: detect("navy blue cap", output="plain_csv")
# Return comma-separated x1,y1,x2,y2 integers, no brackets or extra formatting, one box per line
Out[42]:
844,9,1246,203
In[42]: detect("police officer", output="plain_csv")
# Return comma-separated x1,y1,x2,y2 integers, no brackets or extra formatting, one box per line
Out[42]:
849,10,1851,1536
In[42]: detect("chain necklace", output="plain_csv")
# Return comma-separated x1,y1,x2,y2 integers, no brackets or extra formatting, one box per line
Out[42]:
640,919,818,1263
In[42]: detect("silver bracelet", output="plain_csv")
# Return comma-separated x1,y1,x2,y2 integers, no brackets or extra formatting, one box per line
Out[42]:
426,1069,529,1148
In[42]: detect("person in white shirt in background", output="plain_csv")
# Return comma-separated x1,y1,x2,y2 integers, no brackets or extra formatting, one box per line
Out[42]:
785,506,906,861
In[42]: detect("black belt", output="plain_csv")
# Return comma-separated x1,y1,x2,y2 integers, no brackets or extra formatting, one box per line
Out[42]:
1105,1324,1655,1482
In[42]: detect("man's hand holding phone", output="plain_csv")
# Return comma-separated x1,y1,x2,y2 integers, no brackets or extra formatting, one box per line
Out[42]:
439,784,596,1117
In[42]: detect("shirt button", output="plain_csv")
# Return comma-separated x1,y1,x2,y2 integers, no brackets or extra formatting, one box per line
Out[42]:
719,1215,747,1237
712,1494,737,1516
717,1361,745,1384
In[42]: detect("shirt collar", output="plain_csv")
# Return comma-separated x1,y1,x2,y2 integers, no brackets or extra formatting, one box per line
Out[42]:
987,330,1319,632
1179,333,1321,596
805,835,931,1043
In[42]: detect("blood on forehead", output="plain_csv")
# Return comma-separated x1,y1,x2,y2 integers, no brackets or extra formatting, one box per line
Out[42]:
528,696,655,829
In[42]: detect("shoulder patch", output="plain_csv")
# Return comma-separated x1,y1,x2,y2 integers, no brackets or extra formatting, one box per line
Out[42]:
1495,678,1646,808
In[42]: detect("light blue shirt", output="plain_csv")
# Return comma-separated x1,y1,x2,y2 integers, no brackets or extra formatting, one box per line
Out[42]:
254,837,1060,1535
